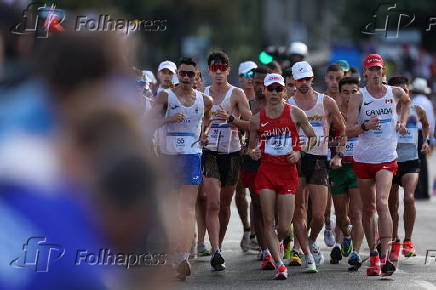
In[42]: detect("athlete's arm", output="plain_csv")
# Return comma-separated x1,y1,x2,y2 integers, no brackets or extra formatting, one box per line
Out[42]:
232,88,252,130
290,106,314,162
325,96,346,168
393,87,411,135
248,113,261,160
416,104,431,154
346,92,366,137
201,93,214,145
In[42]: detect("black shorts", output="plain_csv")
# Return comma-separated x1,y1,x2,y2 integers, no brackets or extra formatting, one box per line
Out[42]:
392,159,421,186
202,150,242,187
241,154,261,172
297,152,329,186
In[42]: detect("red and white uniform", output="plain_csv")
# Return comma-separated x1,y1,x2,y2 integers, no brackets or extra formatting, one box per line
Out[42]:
353,86,398,179
255,103,300,195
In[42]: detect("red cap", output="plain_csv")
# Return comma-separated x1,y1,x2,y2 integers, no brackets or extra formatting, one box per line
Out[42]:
364,54,384,69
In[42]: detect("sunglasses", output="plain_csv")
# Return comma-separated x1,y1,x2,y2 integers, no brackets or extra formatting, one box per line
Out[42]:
266,85,284,93
136,80,146,87
209,64,229,72
239,71,254,78
295,77,312,82
179,70,196,78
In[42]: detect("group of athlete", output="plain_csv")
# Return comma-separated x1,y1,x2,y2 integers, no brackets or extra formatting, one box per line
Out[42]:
140,51,431,281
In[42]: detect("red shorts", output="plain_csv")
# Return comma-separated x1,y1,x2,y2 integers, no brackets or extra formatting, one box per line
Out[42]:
255,163,298,195
240,169,257,190
352,160,398,179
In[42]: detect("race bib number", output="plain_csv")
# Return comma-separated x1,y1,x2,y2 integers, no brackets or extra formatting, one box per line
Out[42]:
300,123,325,152
265,135,293,156
207,123,232,153
166,133,195,154
371,118,393,138
398,126,417,144
344,137,358,157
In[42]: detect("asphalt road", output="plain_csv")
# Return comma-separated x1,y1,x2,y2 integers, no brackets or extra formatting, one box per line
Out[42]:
172,154,436,290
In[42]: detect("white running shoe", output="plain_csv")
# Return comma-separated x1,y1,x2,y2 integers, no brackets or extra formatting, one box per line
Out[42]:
303,254,318,273
311,241,325,265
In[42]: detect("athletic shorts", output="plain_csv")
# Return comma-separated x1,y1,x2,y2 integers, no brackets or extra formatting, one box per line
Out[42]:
161,154,202,188
240,169,257,191
202,150,242,187
255,162,298,195
329,162,358,195
392,159,421,186
352,160,398,180
297,153,329,186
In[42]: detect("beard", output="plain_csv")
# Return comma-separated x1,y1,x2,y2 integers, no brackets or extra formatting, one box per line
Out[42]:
298,86,310,94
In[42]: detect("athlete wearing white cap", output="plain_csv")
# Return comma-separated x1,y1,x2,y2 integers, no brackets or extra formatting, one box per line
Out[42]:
288,61,345,273
157,60,177,95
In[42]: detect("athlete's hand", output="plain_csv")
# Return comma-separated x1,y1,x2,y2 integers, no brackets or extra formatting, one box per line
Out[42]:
365,115,379,130
249,148,261,161
287,151,301,163
200,133,209,146
330,155,342,169
166,113,185,123
396,121,407,135
216,105,229,121
421,142,430,154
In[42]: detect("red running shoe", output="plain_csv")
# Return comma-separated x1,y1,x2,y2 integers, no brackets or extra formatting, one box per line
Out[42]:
261,254,276,270
273,265,288,280
389,241,401,262
367,254,381,276
402,241,417,257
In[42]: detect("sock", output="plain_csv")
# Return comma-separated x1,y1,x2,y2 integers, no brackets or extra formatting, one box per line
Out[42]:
334,242,341,248
305,253,314,262
250,234,256,240
263,249,271,255
244,228,250,232
276,261,284,268
404,239,411,242
370,251,379,257
344,236,351,240
352,249,359,254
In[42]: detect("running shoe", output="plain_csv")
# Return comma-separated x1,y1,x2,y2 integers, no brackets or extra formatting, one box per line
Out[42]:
303,254,318,273
381,259,396,276
367,254,381,276
330,246,342,264
176,259,191,281
261,254,276,270
249,236,260,251
341,237,353,257
197,245,211,257
289,250,303,266
311,241,325,265
210,250,225,271
273,265,288,280
402,241,417,257
257,251,265,261
389,241,401,262
348,251,362,266
240,231,251,252
324,216,336,247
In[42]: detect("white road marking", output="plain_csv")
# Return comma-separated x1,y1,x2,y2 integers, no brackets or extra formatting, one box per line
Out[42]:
414,280,436,290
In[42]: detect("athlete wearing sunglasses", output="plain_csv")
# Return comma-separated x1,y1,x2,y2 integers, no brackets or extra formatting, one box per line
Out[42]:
202,51,252,272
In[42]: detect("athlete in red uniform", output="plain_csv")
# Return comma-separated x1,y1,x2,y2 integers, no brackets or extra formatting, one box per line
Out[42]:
248,74,315,280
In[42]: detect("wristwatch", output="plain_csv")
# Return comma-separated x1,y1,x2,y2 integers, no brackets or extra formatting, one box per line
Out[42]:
361,121,369,131
227,115,235,123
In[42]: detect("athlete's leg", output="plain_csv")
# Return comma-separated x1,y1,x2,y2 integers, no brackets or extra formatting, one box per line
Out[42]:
219,185,237,247
235,178,250,230
375,169,394,258
179,185,199,254
308,184,328,242
260,189,280,263
332,194,350,236
388,184,400,241
196,182,208,248
401,173,418,241
349,187,364,252
358,178,377,251
204,177,222,252
293,178,310,255
250,189,267,250
275,193,295,263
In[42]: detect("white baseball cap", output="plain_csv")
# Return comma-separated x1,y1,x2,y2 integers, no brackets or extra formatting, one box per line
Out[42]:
289,42,308,56
411,77,431,94
142,70,157,84
158,60,176,74
238,60,257,75
172,74,179,85
292,61,313,80
264,73,285,87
